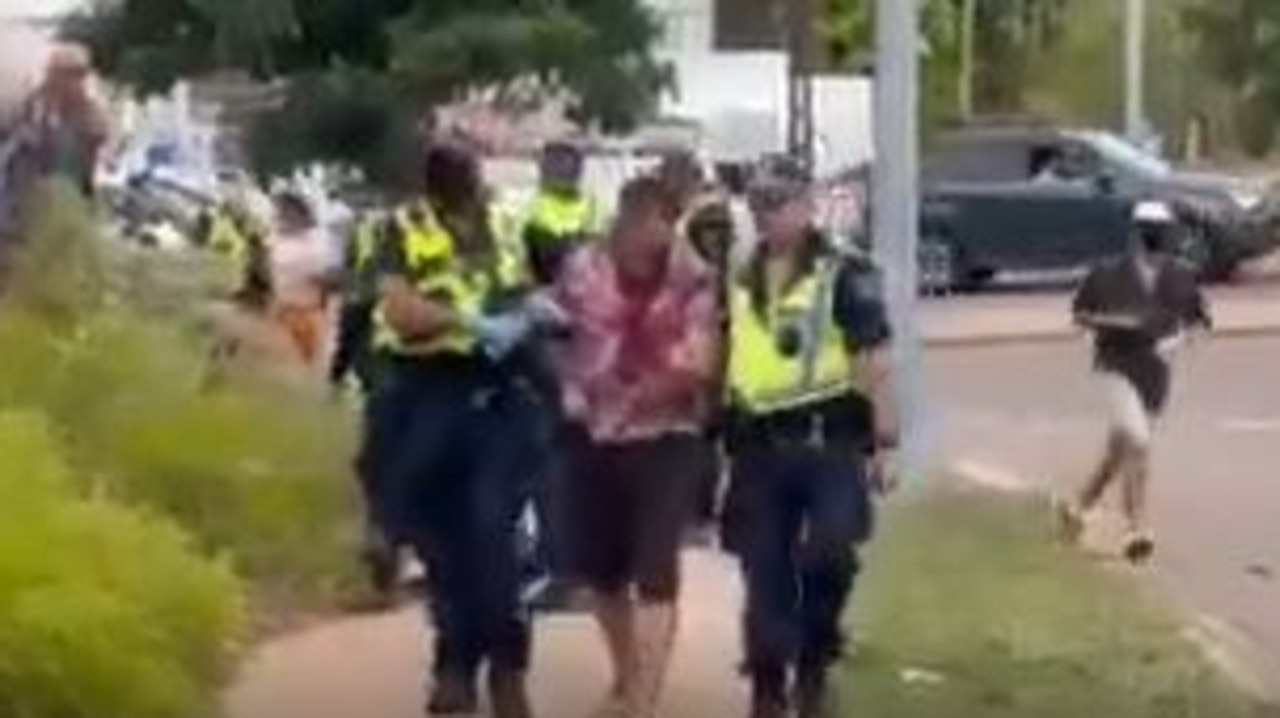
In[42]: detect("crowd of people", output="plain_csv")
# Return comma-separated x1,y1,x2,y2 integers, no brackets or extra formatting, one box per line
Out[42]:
196,130,1214,718
3,44,1216,718
253,137,900,718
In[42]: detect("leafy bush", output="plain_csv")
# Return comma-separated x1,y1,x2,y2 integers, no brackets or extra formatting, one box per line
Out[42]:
0,411,246,718
1,182,363,621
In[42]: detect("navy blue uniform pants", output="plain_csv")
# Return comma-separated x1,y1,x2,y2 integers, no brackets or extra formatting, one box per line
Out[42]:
361,358,535,676
722,444,873,674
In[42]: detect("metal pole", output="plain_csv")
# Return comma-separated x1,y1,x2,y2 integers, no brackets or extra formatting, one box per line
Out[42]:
872,0,927,479
785,0,816,173
1124,0,1146,141
958,0,977,120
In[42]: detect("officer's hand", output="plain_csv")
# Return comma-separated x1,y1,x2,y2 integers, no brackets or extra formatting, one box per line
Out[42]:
523,291,570,329
472,313,534,360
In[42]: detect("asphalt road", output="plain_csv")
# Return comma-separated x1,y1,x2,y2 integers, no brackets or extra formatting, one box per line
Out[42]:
928,331,1280,693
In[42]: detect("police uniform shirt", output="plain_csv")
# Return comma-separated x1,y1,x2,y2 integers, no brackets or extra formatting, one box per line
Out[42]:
823,252,891,443
372,212,493,371
730,239,890,443
832,253,892,351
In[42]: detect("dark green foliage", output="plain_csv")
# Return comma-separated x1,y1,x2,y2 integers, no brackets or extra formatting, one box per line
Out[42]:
67,0,669,182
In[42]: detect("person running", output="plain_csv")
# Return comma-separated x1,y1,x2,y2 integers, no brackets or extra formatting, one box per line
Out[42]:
719,168,897,718
365,142,541,718
1058,200,1211,563
551,175,718,718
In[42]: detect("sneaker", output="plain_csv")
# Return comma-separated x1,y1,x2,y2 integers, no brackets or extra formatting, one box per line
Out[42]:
488,668,533,718
1054,498,1085,546
426,671,479,715
1123,531,1156,565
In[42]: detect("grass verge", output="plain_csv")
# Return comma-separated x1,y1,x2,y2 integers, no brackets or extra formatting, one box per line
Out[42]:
843,486,1280,718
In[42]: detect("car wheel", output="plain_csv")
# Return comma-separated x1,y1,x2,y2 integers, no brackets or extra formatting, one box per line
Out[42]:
919,237,959,295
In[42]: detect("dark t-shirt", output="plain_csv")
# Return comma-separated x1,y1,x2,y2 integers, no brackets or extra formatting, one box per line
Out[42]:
1072,255,1210,413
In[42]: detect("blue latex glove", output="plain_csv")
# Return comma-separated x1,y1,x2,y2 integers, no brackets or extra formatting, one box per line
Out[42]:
471,312,534,360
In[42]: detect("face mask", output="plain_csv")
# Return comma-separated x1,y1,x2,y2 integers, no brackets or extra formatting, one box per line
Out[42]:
1136,224,1171,254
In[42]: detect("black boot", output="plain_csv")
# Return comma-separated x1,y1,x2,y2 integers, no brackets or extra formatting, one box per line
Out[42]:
794,665,831,718
488,667,533,718
748,667,789,718
426,670,479,715
360,526,400,603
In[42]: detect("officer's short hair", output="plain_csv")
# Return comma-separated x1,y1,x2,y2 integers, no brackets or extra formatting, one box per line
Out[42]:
422,142,481,208
541,140,585,182
543,140,583,163
749,176,808,217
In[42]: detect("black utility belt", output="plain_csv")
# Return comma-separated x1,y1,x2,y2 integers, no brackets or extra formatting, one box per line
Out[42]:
725,397,874,454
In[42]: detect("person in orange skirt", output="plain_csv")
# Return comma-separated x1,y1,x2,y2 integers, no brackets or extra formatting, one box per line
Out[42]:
265,191,337,368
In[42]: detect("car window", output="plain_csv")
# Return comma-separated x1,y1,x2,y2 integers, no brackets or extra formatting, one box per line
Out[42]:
1079,131,1171,180
1054,141,1103,180
926,135,1033,183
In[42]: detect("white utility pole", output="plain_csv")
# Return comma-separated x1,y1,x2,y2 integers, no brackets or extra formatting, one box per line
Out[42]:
872,0,927,479
1124,0,1147,141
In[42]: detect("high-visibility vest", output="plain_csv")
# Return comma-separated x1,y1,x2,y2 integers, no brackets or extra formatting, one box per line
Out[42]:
353,216,381,271
373,204,526,357
726,261,856,415
208,209,248,263
526,191,597,241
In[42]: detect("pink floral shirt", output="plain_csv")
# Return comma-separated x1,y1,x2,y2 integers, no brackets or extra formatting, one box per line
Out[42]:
553,241,718,444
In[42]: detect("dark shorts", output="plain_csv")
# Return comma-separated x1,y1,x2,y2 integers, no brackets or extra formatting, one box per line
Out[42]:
566,430,702,601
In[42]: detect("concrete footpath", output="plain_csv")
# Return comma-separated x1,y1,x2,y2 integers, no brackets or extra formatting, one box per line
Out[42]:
227,552,748,718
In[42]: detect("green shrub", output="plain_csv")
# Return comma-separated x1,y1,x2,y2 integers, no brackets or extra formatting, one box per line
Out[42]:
1,177,363,620
0,411,247,718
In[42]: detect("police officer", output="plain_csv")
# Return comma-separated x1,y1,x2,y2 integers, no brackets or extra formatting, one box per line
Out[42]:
518,140,599,611
364,142,541,718
720,168,898,718
522,140,599,286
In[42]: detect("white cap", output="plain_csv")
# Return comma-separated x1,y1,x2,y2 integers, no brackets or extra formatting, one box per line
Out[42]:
1132,200,1174,224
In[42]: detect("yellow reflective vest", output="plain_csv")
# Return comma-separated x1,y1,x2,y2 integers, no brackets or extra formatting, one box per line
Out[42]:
726,261,856,415
526,191,597,240
208,209,248,263
373,204,527,357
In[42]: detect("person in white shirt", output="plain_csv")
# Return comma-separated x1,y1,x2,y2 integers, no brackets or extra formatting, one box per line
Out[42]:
266,191,337,366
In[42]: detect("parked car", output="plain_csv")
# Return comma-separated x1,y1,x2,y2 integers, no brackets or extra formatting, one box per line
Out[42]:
919,124,1280,287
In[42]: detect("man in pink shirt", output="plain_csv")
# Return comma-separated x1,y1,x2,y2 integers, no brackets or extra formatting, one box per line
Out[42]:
552,175,718,718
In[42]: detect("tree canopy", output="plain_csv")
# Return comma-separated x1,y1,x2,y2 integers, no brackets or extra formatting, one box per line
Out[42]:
67,0,667,184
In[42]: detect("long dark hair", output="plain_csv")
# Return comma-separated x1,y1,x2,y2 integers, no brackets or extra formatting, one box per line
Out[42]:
743,227,827,318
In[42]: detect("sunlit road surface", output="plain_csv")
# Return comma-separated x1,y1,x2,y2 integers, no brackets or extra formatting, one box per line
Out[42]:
930,332,1280,694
